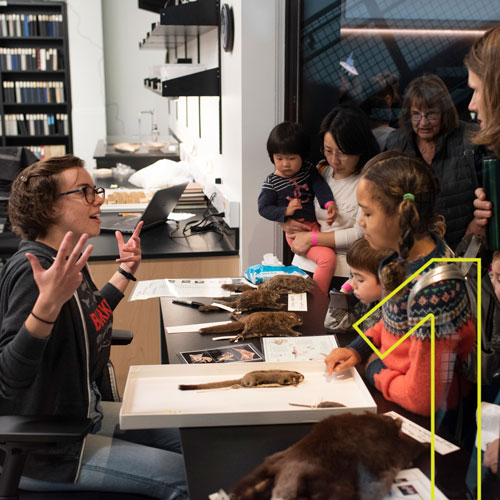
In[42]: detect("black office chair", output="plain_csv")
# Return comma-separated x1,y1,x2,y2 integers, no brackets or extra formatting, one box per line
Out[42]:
0,148,38,266
97,329,134,403
0,415,151,499
0,330,154,499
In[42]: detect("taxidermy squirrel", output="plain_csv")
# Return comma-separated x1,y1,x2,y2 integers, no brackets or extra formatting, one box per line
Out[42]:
222,274,316,295
199,275,315,313
230,412,426,500
178,369,304,391
199,311,303,342
199,289,284,313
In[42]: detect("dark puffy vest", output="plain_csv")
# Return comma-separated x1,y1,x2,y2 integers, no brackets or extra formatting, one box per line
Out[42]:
386,122,479,250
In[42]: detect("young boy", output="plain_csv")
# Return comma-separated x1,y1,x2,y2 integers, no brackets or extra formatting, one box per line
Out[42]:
258,121,337,293
325,238,389,331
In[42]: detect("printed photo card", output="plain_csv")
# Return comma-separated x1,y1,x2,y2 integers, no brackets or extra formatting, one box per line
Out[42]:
178,343,263,364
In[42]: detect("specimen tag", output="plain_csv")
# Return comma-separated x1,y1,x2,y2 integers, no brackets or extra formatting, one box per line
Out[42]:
288,293,307,311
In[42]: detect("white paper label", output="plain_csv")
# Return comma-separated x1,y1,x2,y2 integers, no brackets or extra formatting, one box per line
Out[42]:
211,302,235,312
288,293,307,311
385,411,459,455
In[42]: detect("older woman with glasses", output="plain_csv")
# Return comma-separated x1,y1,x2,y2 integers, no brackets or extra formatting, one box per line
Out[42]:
0,155,188,499
386,73,480,249
282,105,379,274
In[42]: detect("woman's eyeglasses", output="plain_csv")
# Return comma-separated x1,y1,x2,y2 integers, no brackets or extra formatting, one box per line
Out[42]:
320,146,349,160
410,110,440,123
58,186,106,204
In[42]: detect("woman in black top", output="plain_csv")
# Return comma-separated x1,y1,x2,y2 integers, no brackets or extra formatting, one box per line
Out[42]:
0,155,187,499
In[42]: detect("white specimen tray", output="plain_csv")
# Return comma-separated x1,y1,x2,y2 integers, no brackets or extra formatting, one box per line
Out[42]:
120,361,377,430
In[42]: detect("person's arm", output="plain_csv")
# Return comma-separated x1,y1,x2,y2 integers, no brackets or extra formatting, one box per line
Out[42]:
370,332,466,416
333,206,364,250
368,281,476,416
309,165,335,208
258,186,288,222
278,218,311,235
324,320,384,375
24,232,93,338
291,229,339,255
0,232,92,398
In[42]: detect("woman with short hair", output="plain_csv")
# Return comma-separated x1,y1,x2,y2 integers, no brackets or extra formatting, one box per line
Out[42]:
0,155,187,499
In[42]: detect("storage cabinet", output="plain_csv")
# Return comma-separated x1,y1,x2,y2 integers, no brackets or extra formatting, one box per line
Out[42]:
0,0,72,159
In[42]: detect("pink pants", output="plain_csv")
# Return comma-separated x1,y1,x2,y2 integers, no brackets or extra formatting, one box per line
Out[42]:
286,221,337,295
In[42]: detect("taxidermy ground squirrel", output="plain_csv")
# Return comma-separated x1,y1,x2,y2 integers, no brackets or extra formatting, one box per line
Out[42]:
178,369,304,391
199,289,284,313
199,311,303,341
222,274,316,295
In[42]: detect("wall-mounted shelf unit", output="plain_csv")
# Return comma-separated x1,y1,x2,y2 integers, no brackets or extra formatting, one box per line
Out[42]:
145,67,219,97
139,0,219,50
138,0,166,14
0,0,73,159
139,0,220,98
140,23,218,50
138,0,221,151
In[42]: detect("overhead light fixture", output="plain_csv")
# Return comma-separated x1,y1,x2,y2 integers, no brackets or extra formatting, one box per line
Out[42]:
339,51,359,75
341,27,486,36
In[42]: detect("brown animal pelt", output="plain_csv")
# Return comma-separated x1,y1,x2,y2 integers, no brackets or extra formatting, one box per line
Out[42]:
199,289,285,313
259,275,315,295
221,275,315,295
199,311,303,342
230,413,426,500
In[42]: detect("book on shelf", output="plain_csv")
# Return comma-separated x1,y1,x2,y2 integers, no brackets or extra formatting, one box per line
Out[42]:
27,144,66,160
3,113,68,136
0,13,63,38
2,81,65,104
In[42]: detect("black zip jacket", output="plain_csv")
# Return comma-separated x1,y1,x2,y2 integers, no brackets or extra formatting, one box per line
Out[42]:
0,240,124,482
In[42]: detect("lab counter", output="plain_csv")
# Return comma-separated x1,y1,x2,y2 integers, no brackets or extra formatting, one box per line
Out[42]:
93,138,180,170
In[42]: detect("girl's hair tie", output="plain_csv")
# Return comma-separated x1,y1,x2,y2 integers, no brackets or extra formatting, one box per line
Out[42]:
403,193,415,201
396,255,405,263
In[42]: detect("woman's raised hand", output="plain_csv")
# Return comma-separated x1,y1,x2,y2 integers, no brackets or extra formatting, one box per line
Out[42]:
115,221,143,275
25,232,93,311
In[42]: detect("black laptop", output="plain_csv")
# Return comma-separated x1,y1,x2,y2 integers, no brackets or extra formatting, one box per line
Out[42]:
100,182,189,234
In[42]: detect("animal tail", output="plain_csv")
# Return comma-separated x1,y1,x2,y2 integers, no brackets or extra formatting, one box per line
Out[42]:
178,379,241,390
199,321,244,334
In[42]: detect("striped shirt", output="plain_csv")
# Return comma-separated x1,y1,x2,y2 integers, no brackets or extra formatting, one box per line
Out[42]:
258,161,335,222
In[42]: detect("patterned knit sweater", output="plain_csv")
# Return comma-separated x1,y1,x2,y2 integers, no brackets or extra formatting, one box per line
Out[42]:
349,237,475,416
